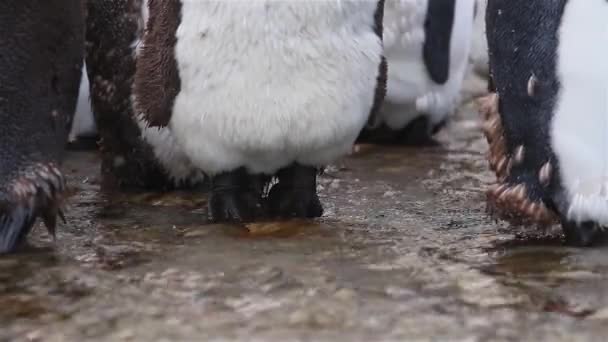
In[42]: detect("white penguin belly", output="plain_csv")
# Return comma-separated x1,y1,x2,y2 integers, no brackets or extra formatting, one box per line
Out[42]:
170,1,382,175
469,0,489,76
381,0,475,130
383,0,429,104
551,0,608,224
69,62,97,141
133,0,202,185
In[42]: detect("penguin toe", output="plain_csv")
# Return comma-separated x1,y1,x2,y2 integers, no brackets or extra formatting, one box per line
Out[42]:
357,116,445,146
208,190,264,223
395,116,443,146
266,164,323,219
0,163,66,253
208,169,265,223
267,185,323,218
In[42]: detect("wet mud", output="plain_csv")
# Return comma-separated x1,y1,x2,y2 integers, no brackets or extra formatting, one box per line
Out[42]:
3,78,608,341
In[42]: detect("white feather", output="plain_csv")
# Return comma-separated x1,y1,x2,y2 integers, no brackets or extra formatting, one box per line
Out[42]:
135,110,204,184
469,0,488,76
380,0,476,130
69,62,97,141
134,0,203,184
551,0,608,225
170,0,382,175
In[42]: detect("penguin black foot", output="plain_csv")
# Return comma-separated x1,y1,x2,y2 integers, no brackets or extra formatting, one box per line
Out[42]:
267,164,323,218
397,116,446,146
66,135,99,151
0,163,66,253
561,219,608,247
208,168,265,223
357,116,446,146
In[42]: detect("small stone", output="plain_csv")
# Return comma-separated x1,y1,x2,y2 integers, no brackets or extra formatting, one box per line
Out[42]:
117,329,135,340
245,222,286,235
166,318,181,326
548,271,601,280
385,286,416,299
383,191,397,198
588,308,608,320
289,310,310,325
26,330,42,341
334,288,357,301
161,268,180,277
0,259,19,267
113,156,126,167
183,229,209,238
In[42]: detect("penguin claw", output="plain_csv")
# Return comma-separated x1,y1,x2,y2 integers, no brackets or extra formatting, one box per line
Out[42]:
208,190,263,223
208,168,265,223
41,204,64,241
58,208,67,224
0,163,66,253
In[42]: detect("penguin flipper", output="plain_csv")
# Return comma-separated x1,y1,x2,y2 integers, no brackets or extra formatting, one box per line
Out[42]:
422,0,456,84
133,0,182,128
86,0,196,189
366,0,388,130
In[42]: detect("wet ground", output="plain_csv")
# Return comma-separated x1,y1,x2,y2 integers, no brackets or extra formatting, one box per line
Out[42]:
4,77,608,341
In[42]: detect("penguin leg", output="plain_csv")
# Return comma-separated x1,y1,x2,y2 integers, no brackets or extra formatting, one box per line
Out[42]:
208,168,266,223
561,219,605,247
267,164,323,219
0,0,84,253
357,116,444,146
394,116,445,146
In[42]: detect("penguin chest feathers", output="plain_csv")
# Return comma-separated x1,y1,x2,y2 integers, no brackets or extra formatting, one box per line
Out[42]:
164,1,384,174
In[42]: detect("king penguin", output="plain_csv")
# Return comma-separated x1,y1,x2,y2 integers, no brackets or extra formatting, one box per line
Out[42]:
482,0,608,246
134,0,387,222
360,0,476,145
0,0,84,252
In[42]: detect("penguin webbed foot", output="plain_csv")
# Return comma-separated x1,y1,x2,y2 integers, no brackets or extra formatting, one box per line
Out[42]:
559,217,608,247
395,116,445,146
357,116,445,146
267,164,323,218
209,168,265,223
0,164,66,253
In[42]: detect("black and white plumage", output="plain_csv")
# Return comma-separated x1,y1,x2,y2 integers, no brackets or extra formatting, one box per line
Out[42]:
0,0,85,252
482,0,608,246
84,0,203,190
470,0,489,77
134,0,387,221
360,0,476,145
68,63,97,143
